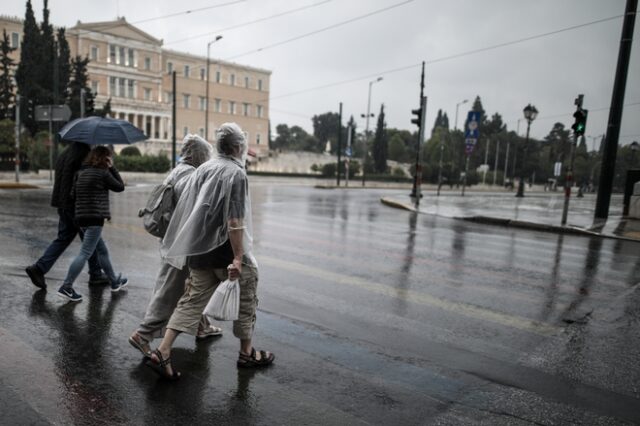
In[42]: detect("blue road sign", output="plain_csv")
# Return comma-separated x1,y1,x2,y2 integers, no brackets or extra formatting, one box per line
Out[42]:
464,111,480,139
345,147,352,157
465,137,477,155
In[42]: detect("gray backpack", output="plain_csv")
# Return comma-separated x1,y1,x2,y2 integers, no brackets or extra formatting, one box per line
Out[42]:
138,183,175,238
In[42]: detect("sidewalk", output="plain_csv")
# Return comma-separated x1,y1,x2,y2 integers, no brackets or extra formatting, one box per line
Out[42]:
380,190,640,242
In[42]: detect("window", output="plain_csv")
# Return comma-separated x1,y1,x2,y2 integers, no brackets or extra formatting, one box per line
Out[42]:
229,101,235,115
230,74,235,86
258,79,263,91
119,46,125,65
256,133,261,145
90,46,98,61
144,88,152,101
183,94,190,109
199,128,205,138
256,105,263,118
127,80,134,98
184,65,190,78
11,32,19,49
215,98,221,113
118,78,125,97
244,76,249,88
128,48,134,67
109,77,116,95
200,67,205,80
199,96,206,111
215,70,221,83
243,103,249,116
164,91,173,103
91,81,99,95
183,126,189,137
144,57,151,70
167,62,173,73
109,45,116,63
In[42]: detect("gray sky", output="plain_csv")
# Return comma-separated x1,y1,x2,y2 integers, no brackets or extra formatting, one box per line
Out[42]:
5,0,639,145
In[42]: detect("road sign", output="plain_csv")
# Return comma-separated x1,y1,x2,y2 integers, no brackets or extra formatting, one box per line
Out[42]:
35,105,72,122
554,161,562,177
464,111,480,139
345,147,352,157
465,137,477,155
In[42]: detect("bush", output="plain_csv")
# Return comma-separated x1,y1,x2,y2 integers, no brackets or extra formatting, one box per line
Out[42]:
114,153,170,173
120,146,142,156
392,166,406,178
321,162,337,177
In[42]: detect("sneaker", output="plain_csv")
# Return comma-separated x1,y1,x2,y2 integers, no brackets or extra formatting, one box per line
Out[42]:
111,274,129,293
57,286,83,302
88,273,110,285
26,265,46,289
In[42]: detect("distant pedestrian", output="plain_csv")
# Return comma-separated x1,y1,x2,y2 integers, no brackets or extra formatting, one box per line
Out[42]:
129,135,221,357
25,142,107,290
57,146,128,302
148,123,274,380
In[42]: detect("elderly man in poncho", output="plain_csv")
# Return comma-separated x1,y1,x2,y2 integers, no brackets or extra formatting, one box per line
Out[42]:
147,123,274,380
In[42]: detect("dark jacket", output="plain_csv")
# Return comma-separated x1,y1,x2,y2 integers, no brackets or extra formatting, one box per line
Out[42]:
73,165,125,226
51,143,91,210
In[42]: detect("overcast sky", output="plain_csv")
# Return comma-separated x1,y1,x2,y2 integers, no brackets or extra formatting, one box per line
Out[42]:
5,0,639,146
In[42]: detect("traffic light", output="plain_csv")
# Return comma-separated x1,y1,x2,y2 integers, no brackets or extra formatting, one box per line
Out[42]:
572,108,588,136
411,106,422,128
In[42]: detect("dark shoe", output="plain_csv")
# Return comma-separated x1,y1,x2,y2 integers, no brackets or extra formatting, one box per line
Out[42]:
128,332,151,358
111,274,128,293
26,265,46,289
88,273,110,285
146,349,180,380
57,286,82,302
237,348,275,369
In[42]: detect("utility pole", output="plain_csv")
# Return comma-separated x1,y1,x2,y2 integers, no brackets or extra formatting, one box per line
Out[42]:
493,139,500,186
410,61,426,203
482,138,490,185
80,89,85,118
345,124,352,187
562,95,588,226
503,140,510,187
14,95,20,183
336,102,342,187
595,0,637,222
172,70,177,168
437,131,444,196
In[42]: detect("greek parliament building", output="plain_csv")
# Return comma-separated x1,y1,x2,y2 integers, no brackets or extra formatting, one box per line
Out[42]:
0,15,271,158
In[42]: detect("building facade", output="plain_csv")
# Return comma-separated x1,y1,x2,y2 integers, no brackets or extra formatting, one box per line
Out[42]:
1,16,271,158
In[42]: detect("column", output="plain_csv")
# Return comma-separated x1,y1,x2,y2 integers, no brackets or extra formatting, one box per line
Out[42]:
150,115,156,140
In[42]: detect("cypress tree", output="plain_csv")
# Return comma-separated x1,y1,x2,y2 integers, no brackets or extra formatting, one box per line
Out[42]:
0,30,16,120
67,56,94,119
372,104,388,173
56,28,70,103
15,0,42,134
39,0,55,104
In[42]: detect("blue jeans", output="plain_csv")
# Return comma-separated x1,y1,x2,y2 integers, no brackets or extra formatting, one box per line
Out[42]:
35,209,102,276
62,226,117,288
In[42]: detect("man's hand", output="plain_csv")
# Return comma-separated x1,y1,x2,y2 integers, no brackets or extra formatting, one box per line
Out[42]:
228,257,242,280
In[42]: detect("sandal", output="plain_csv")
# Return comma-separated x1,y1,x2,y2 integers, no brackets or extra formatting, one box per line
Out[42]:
146,349,181,380
196,325,223,341
237,348,275,369
128,333,151,358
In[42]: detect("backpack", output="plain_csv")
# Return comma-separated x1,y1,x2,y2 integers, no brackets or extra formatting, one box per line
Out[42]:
138,182,175,238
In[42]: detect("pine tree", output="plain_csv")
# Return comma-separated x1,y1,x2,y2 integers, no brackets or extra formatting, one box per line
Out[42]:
431,109,443,137
0,30,16,120
95,97,112,118
372,104,388,173
67,56,94,119
15,0,42,134
39,0,55,104
56,28,70,103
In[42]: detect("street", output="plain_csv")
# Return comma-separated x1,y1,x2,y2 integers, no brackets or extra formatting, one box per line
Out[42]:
1,179,639,425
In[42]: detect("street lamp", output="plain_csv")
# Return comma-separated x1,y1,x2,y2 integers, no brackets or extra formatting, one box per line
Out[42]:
362,76,383,186
205,35,223,140
631,141,639,166
515,103,538,197
454,99,468,131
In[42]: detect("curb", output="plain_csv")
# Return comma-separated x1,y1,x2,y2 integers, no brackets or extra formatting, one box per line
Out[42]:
0,182,40,189
379,197,640,243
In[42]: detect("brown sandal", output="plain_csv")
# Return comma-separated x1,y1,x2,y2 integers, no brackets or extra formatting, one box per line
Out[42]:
146,349,181,380
237,348,275,368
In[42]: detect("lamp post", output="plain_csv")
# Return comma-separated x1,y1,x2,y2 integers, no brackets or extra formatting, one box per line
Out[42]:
361,76,383,186
205,35,223,140
631,141,639,165
515,103,538,197
454,99,468,131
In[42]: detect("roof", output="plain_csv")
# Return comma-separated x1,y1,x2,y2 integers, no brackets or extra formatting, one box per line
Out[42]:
161,47,271,75
69,17,163,45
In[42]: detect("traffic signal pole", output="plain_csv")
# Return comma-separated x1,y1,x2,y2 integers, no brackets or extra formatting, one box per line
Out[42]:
594,0,637,222
410,61,425,203
561,95,587,226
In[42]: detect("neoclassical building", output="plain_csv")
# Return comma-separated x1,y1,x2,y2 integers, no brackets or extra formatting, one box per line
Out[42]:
1,15,271,158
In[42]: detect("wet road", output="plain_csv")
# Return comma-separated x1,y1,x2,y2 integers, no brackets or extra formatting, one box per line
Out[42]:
1,179,640,425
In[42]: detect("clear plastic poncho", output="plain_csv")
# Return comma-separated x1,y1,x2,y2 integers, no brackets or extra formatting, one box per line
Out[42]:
160,124,255,270
164,134,214,198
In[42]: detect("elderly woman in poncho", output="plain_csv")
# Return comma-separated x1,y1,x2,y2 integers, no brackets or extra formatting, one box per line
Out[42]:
147,123,274,380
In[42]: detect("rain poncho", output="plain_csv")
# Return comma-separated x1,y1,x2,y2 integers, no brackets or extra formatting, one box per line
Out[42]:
160,124,254,269
164,134,214,197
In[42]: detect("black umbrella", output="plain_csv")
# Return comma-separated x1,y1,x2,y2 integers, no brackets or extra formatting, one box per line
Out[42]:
59,116,148,145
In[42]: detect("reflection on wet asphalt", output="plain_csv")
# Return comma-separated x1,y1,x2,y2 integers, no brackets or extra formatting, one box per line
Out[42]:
1,180,639,425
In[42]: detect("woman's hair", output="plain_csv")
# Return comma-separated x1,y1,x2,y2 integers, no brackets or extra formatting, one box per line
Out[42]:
180,134,213,167
215,123,246,156
85,146,112,168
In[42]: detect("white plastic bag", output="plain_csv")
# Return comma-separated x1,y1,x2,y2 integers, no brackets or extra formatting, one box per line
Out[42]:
204,279,239,321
